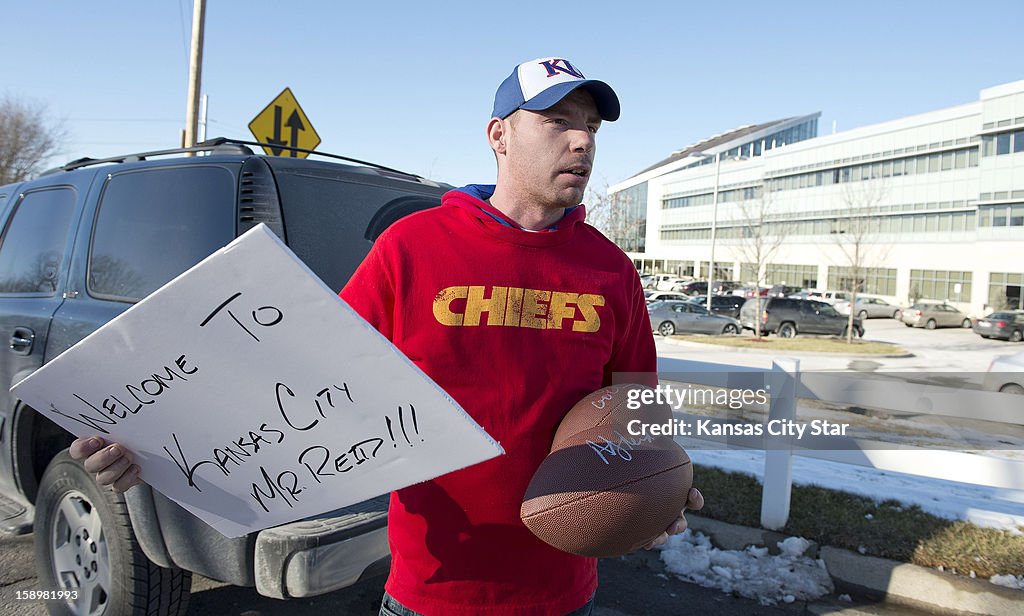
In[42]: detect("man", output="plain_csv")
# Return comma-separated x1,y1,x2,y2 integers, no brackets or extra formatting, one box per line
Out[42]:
72,57,702,615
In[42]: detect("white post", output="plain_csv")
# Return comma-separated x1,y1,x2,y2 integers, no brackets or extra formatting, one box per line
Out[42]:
706,152,722,312
761,358,799,530
198,94,209,144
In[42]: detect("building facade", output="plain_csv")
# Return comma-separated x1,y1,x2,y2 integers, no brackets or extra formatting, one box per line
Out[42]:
609,81,1024,315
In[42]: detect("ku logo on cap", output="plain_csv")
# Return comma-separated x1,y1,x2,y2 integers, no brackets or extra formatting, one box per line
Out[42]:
539,59,585,79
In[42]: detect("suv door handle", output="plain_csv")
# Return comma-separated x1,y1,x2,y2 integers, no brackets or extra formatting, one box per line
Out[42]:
10,327,35,355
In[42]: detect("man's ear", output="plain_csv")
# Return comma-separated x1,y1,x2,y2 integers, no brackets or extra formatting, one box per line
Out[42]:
487,117,507,155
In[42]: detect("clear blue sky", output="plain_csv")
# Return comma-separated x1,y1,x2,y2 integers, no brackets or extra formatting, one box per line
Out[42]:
3,1,1022,192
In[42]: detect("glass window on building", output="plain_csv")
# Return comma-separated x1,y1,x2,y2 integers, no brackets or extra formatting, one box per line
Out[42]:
765,263,817,288
1011,205,1024,227
828,266,896,295
909,269,972,302
993,206,1009,227
988,272,1024,310
1014,130,1024,153
941,152,953,171
954,150,967,169
996,133,1012,155
983,135,995,157
969,148,980,166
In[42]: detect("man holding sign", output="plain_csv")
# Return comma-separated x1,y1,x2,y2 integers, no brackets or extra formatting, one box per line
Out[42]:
74,57,702,615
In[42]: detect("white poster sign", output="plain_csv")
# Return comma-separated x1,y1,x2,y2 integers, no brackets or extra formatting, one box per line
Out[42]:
12,225,503,537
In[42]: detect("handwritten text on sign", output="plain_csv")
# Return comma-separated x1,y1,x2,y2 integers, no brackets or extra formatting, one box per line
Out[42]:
13,225,503,537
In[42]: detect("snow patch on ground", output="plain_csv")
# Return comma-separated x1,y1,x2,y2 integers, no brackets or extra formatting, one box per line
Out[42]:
660,530,833,606
990,574,1024,590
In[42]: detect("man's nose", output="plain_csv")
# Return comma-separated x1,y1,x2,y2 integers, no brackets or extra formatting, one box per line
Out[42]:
571,128,595,154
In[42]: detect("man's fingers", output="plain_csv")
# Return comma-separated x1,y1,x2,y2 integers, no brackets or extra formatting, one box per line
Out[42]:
686,487,704,511
69,436,105,461
669,517,688,535
643,532,669,550
110,465,142,493
95,454,132,486
83,444,130,475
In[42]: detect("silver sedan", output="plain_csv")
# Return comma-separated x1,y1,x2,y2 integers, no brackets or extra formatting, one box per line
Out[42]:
648,300,742,336
900,303,972,329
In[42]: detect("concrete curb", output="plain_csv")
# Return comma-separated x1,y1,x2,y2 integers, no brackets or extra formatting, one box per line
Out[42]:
658,334,916,358
685,515,1023,616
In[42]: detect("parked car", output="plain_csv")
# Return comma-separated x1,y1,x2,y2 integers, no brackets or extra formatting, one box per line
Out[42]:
652,274,689,291
645,290,690,303
900,303,972,329
983,351,1024,394
712,280,743,295
672,280,707,295
639,274,655,288
767,284,804,298
685,294,747,319
739,297,864,338
735,285,769,298
806,289,851,305
0,138,450,614
974,310,1024,342
648,300,742,336
836,296,901,319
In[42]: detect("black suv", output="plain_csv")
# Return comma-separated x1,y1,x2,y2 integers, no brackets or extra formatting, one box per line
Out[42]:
739,297,864,338
0,139,448,614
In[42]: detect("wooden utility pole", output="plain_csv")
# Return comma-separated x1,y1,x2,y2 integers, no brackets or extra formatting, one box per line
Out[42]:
184,0,206,150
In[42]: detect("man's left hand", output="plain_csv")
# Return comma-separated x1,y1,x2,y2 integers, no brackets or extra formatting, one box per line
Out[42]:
643,487,704,550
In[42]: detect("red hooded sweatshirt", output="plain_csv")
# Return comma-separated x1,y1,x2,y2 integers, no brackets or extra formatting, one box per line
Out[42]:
340,186,657,615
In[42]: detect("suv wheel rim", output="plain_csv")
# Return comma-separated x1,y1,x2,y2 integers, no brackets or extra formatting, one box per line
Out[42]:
1012,330,1023,342
50,490,111,616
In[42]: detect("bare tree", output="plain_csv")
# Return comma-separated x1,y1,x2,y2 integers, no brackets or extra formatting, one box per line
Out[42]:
0,95,66,185
730,182,787,337
585,178,645,253
831,178,890,343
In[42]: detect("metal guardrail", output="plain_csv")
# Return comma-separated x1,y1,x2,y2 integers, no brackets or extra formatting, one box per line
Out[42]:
656,356,1024,529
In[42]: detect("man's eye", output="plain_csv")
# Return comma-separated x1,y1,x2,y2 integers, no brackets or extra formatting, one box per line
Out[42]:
589,125,599,134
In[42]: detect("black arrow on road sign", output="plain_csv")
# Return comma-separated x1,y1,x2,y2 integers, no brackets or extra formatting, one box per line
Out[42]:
285,110,304,158
265,105,287,156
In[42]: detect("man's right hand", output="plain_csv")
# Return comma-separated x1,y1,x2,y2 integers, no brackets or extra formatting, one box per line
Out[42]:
69,436,143,493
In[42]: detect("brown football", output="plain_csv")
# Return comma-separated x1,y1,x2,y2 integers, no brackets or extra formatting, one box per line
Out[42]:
521,424,692,558
551,384,672,451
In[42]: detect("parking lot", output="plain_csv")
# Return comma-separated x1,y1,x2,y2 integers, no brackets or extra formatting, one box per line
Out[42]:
657,312,1022,378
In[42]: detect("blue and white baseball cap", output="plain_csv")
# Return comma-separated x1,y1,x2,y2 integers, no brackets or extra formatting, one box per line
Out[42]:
491,57,620,121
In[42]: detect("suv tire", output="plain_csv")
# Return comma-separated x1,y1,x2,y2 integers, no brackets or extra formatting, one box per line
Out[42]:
35,451,191,616
1011,329,1023,343
778,322,797,338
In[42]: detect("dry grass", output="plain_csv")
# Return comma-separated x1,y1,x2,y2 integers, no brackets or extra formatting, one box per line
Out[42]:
672,334,906,355
692,464,1024,578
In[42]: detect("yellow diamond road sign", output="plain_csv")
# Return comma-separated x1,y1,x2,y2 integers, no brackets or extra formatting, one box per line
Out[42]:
248,87,321,157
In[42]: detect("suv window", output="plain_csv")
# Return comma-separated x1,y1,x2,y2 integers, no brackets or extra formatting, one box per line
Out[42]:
0,188,76,295
89,167,235,302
